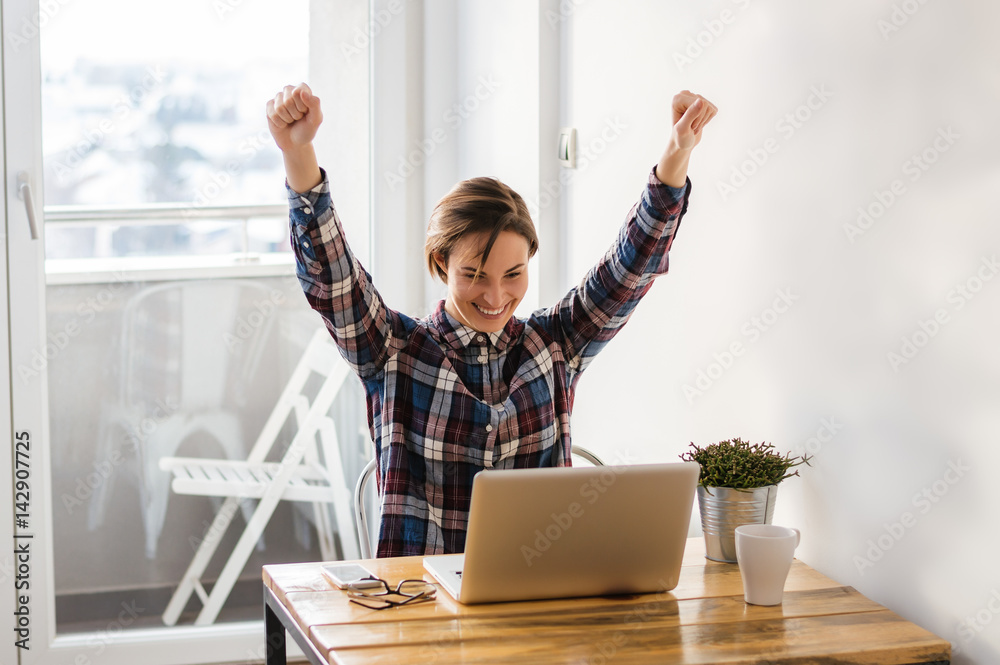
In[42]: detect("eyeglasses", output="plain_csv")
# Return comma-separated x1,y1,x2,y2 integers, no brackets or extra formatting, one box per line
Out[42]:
346,578,437,610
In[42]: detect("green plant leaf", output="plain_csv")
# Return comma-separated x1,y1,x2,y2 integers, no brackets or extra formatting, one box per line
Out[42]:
679,437,811,489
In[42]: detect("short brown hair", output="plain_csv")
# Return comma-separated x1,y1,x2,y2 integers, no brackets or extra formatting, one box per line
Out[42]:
425,177,538,281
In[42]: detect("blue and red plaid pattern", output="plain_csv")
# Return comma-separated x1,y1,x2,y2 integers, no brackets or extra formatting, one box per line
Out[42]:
288,168,690,557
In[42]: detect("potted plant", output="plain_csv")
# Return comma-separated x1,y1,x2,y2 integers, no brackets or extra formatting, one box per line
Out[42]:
680,438,810,562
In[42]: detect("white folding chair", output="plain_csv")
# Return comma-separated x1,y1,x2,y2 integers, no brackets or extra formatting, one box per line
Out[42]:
353,445,606,560
159,328,358,625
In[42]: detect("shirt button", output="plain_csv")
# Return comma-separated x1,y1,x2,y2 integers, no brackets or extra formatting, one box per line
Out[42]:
485,424,493,432
477,355,486,363
303,241,310,248
477,335,484,342
303,207,312,215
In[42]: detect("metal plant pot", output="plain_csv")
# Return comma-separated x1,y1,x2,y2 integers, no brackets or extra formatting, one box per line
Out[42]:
697,485,778,562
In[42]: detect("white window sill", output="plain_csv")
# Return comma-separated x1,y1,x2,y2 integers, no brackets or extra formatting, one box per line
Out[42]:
45,253,297,285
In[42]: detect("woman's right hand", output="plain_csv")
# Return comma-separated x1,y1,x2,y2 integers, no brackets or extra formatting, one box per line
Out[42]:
266,83,324,152
267,83,323,192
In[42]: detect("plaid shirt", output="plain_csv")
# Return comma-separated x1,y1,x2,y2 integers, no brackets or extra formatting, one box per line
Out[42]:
288,168,690,557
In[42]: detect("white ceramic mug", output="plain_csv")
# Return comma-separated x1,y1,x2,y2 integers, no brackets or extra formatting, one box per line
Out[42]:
734,524,801,606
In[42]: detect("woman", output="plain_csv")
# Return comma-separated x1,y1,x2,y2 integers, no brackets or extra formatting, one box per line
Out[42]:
267,83,716,557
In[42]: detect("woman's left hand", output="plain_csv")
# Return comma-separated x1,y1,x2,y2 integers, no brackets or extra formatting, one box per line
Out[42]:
655,91,718,187
670,90,718,151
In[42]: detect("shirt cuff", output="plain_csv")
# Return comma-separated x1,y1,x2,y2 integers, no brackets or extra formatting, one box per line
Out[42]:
286,167,332,223
648,164,689,199
644,165,691,224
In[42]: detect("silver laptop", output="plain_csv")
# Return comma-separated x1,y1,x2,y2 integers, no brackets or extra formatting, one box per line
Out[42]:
423,462,699,604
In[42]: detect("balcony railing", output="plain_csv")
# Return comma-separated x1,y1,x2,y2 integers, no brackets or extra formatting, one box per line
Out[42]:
44,203,294,285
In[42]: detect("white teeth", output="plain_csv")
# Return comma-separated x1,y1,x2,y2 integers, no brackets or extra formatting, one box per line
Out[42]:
474,303,505,316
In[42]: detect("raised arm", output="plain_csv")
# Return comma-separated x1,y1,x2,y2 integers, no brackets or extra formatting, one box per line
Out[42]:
267,83,404,379
539,91,717,371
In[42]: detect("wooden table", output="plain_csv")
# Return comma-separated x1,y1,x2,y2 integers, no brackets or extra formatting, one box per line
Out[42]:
262,538,950,664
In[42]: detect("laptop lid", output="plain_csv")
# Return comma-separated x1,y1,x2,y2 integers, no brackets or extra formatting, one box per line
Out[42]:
428,461,698,604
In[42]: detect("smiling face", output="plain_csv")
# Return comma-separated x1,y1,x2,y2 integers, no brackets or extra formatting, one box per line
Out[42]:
436,230,530,333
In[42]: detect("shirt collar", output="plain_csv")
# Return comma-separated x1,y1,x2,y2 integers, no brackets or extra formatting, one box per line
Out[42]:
431,301,521,352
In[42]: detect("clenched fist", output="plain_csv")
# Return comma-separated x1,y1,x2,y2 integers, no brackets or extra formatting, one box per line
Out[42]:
656,90,718,187
266,83,323,192
266,83,324,152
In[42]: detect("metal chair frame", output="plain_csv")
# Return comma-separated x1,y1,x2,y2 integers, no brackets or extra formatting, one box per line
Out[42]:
353,445,606,559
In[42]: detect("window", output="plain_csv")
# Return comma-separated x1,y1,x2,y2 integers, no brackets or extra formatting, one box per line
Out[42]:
36,0,372,641
41,0,308,271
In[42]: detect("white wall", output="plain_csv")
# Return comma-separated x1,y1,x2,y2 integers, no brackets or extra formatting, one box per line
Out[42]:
396,2,995,658
559,1,1000,663
452,0,554,313
371,0,562,317
310,0,372,267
